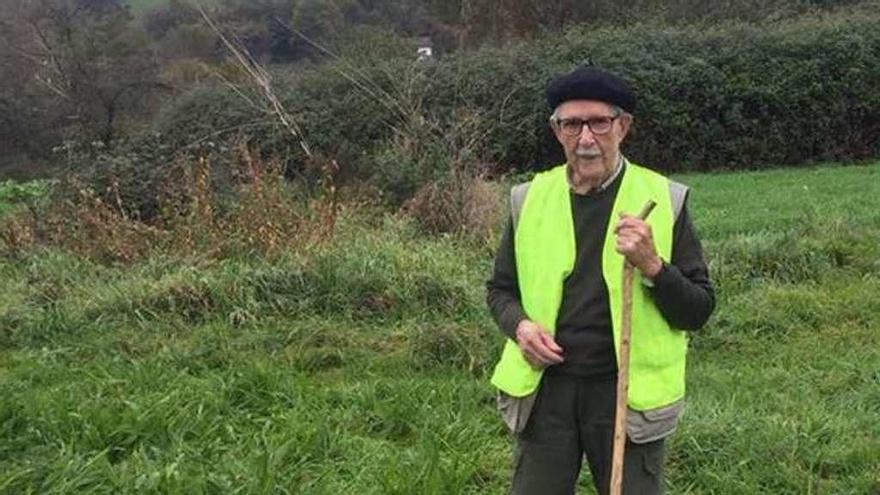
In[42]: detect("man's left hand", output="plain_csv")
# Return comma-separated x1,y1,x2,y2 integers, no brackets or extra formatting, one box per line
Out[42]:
614,214,663,278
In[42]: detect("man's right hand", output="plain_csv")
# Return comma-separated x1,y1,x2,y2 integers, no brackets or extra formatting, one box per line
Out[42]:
515,320,564,369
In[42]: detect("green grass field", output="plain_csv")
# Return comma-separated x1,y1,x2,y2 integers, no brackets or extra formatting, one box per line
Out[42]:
1,163,878,493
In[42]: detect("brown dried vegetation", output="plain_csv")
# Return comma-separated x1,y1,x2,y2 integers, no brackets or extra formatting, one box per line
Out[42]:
398,109,506,249
0,147,340,264
403,173,504,249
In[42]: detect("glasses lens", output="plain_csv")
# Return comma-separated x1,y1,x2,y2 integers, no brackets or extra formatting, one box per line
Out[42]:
588,117,613,135
560,118,583,136
558,116,615,136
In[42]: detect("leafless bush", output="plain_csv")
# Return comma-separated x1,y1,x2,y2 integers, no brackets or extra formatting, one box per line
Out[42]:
397,108,505,247
403,173,504,248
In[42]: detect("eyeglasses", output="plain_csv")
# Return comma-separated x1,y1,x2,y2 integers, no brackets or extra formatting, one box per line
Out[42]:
552,114,621,136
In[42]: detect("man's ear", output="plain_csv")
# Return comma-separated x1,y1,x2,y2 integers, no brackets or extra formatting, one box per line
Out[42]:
618,113,633,139
550,123,565,146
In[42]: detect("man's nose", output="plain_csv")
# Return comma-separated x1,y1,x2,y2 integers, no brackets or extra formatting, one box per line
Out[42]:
577,124,597,144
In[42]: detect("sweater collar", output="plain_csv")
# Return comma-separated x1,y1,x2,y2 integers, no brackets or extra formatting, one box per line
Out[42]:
567,155,625,195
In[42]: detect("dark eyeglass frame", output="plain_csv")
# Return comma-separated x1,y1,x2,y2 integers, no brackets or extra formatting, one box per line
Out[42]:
551,113,622,136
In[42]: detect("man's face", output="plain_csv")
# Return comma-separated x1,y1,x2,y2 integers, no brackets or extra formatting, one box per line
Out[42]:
551,100,631,184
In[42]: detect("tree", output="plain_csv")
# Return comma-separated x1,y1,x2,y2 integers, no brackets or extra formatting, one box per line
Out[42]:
0,0,161,146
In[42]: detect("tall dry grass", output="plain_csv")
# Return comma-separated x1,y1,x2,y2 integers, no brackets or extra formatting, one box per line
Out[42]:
0,146,340,264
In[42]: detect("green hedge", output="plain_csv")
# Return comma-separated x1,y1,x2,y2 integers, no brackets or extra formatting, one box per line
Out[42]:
152,11,880,183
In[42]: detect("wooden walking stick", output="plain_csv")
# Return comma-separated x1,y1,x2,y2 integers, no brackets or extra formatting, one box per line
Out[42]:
609,200,657,495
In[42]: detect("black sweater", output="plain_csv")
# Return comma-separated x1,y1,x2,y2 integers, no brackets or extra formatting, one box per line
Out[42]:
485,169,715,378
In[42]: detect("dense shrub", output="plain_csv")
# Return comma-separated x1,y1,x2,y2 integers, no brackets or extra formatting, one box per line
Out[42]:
74,9,880,221
161,11,878,182
432,13,880,172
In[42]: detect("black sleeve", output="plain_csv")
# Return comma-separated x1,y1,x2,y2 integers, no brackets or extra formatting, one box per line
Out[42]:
648,202,716,330
486,218,527,340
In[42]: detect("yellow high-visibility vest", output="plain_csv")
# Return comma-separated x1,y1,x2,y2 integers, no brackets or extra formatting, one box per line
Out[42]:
490,162,686,411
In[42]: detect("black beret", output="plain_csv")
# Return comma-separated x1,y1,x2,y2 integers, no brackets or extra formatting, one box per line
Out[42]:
546,66,637,114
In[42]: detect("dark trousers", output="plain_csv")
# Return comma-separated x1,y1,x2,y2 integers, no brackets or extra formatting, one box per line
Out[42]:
511,371,665,495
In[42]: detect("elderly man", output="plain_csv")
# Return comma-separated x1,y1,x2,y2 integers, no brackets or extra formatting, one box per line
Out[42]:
486,66,715,494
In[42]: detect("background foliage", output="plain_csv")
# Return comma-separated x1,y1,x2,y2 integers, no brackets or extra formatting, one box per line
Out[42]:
153,9,880,183
2,1,879,190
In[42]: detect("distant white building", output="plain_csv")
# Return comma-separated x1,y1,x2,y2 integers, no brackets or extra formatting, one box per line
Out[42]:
417,35,433,61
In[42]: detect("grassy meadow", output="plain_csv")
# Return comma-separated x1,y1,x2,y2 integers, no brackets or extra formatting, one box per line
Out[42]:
1,163,879,493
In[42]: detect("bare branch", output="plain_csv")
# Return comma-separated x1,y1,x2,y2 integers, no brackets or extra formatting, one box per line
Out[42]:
197,3,312,158
34,73,71,100
207,66,264,113
271,15,411,123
